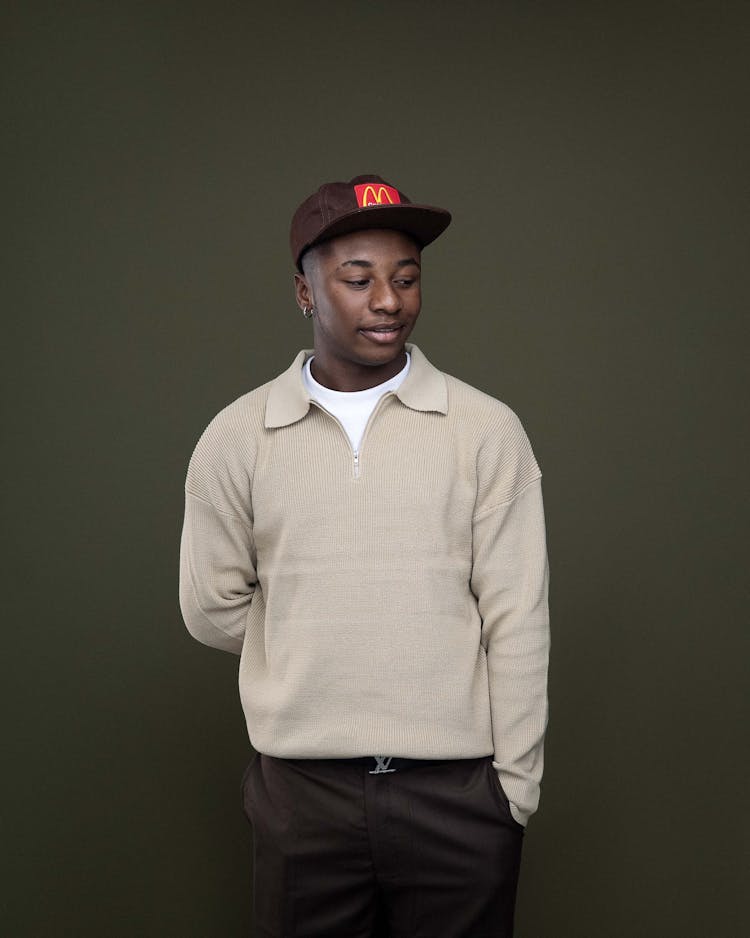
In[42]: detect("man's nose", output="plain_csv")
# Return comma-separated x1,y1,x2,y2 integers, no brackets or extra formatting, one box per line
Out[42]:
369,281,401,313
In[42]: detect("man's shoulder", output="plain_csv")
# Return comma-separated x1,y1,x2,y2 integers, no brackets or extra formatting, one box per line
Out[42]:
436,370,542,500
190,350,309,461
441,370,527,435
189,373,283,471
196,380,271,444
212,379,273,427
432,366,541,491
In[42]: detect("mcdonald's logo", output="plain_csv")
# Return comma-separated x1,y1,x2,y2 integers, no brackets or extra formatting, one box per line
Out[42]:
354,183,401,208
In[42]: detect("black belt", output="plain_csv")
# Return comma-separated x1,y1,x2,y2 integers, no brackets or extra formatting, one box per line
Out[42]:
336,756,474,775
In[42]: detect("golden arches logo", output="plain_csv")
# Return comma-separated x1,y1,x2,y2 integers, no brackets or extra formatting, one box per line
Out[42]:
354,183,401,208
363,185,394,205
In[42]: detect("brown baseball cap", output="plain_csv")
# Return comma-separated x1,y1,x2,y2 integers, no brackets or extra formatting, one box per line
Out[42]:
290,174,451,271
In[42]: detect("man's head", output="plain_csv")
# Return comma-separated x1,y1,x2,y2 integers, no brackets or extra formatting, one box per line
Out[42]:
290,175,451,390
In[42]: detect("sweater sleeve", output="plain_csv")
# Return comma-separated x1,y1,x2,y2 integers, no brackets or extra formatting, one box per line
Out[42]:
470,428,550,827
179,495,256,655
178,414,257,656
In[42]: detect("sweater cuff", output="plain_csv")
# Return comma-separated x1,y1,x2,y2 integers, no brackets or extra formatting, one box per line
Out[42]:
509,802,528,828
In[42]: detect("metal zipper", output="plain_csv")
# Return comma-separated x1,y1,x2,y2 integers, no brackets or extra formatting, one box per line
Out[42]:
310,392,394,480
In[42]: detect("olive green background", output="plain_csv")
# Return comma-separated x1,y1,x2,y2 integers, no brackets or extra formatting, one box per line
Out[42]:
3,2,748,936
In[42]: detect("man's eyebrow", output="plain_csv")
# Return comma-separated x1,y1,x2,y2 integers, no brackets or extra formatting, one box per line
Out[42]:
338,257,421,270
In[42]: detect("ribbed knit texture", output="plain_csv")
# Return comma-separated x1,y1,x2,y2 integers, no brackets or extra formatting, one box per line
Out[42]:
179,345,550,826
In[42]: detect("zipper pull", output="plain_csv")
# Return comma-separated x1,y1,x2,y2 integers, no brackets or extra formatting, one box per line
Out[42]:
353,451,360,478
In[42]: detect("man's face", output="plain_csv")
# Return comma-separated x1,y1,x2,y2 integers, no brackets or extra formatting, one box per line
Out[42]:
295,228,422,391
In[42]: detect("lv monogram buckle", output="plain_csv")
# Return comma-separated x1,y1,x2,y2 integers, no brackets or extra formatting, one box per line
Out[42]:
369,755,396,775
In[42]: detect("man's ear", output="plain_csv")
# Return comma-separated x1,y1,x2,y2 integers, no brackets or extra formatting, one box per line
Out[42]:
294,272,313,312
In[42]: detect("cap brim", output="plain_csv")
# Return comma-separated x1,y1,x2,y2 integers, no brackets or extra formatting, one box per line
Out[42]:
298,204,451,269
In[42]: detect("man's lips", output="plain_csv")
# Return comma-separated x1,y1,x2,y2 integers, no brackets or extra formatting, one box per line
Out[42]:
358,323,405,343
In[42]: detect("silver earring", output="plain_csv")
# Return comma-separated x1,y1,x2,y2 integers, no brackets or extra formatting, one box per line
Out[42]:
302,306,314,319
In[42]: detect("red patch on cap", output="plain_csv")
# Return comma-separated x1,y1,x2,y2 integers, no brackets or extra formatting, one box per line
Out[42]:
354,183,401,208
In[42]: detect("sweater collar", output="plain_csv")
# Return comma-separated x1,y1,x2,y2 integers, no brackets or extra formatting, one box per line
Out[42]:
264,344,448,429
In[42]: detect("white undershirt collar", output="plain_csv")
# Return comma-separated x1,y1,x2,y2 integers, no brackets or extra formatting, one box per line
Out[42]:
303,353,411,452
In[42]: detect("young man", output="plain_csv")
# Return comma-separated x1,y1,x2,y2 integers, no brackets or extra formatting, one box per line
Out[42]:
179,174,550,937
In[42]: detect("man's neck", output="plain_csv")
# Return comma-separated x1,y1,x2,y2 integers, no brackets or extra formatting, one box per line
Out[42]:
309,351,408,392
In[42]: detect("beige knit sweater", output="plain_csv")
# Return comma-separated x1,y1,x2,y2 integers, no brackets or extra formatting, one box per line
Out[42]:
180,345,549,826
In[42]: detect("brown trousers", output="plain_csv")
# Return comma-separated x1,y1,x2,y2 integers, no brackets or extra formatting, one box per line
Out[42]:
241,754,524,937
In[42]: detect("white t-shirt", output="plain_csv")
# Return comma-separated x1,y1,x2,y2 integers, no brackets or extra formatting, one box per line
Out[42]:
303,353,411,452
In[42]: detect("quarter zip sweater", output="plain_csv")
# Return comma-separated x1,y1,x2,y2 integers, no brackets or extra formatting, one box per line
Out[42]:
180,345,550,826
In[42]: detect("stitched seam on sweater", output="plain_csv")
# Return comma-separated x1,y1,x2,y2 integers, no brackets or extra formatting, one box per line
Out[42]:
472,473,542,522
185,489,252,529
